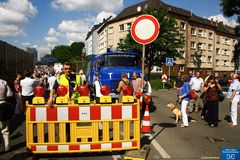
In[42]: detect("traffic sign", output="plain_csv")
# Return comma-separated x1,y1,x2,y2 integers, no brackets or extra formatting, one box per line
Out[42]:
166,58,173,66
162,74,168,83
131,14,160,44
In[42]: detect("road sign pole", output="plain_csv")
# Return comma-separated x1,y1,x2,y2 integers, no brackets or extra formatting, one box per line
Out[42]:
142,44,145,91
168,66,170,81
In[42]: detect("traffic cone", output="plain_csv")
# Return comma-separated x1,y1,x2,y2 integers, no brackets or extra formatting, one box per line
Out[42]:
141,104,153,133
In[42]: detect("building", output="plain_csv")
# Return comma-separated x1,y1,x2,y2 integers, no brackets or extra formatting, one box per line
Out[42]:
25,47,38,64
85,16,113,56
96,0,238,77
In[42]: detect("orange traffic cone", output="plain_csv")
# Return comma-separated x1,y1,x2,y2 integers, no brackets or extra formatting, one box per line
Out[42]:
141,104,153,133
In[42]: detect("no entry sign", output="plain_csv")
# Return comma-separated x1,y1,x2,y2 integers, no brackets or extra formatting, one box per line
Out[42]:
131,14,160,44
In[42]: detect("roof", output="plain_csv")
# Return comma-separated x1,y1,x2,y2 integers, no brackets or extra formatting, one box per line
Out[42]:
97,0,236,36
85,16,112,40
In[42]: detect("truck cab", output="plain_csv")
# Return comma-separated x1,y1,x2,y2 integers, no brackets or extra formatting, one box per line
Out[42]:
87,51,142,97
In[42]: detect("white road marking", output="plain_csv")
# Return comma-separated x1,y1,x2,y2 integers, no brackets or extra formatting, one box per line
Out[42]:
145,133,171,159
112,154,122,160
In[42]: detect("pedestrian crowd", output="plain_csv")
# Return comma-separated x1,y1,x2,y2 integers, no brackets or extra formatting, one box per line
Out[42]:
0,63,87,152
174,71,239,128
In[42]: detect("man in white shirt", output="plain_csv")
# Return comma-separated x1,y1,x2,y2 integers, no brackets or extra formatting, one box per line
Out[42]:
189,71,204,112
48,71,56,90
20,70,39,113
227,73,240,127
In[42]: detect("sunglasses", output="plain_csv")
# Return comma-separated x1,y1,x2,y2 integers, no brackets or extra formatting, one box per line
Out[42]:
64,68,71,70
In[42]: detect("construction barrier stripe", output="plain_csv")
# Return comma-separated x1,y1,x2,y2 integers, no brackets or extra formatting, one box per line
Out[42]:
30,105,138,121
30,141,138,151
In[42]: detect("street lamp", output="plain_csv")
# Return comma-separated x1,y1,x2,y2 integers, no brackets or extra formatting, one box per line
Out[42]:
81,48,86,60
80,47,86,71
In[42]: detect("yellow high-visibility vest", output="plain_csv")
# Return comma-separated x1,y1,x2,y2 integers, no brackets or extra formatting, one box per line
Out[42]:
76,75,84,86
56,74,82,99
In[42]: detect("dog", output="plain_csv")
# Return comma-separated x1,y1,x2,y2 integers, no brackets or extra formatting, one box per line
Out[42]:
167,103,182,122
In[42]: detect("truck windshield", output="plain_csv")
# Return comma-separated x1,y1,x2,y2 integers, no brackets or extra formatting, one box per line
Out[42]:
103,54,140,67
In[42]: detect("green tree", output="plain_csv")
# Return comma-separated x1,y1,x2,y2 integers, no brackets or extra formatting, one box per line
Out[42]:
220,0,240,71
70,42,85,60
51,45,71,63
50,42,85,63
118,7,184,80
193,49,202,71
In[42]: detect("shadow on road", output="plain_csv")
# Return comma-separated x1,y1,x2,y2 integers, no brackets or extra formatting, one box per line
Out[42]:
141,123,177,148
9,114,25,133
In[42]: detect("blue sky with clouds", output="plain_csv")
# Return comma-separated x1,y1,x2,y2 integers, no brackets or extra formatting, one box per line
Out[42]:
0,0,237,55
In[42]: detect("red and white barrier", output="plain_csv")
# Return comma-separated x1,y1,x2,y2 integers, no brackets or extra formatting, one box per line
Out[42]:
30,141,138,152
30,105,138,121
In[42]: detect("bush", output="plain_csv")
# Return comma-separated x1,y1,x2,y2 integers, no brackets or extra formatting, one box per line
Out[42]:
150,79,174,90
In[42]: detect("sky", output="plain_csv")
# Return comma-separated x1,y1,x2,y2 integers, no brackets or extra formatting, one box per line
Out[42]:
0,0,238,56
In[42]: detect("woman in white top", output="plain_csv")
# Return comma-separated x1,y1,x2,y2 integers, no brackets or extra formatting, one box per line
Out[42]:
131,72,142,98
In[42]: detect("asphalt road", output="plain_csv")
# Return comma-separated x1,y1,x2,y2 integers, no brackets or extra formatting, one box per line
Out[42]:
0,89,239,160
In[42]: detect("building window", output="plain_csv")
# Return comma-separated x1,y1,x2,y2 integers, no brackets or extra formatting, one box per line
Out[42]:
207,56,212,63
119,38,124,44
119,24,124,31
126,22,131,30
181,36,186,43
179,65,184,72
180,22,186,30
233,39,237,46
222,60,229,66
216,59,220,65
191,41,196,49
208,44,213,51
207,70,212,74
222,49,229,55
190,55,194,61
198,42,206,50
156,67,162,72
208,32,213,39
191,28,196,35
109,27,113,34
222,38,229,45
201,56,206,62
216,48,220,55
180,50,185,58
232,61,235,67
216,36,220,44
198,29,206,37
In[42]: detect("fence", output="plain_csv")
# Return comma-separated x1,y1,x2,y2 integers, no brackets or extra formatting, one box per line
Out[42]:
26,100,141,154
0,40,33,84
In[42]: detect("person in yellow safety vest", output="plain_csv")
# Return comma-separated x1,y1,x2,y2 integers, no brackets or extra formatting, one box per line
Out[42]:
47,62,85,106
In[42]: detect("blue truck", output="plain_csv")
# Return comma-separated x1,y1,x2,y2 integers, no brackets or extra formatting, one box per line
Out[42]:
87,50,142,98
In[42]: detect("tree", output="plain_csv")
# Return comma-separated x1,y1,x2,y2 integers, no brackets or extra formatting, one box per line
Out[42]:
51,45,71,63
220,0,240,71
118,7,184,80
50,42,85,63
193,49,202,71
70,42,85,60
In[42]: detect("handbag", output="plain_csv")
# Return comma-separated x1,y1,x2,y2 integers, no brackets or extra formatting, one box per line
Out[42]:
189,90,198,99
218,91,225,102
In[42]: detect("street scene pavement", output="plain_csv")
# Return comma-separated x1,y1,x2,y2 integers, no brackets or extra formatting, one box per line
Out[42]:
0,89,239,160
